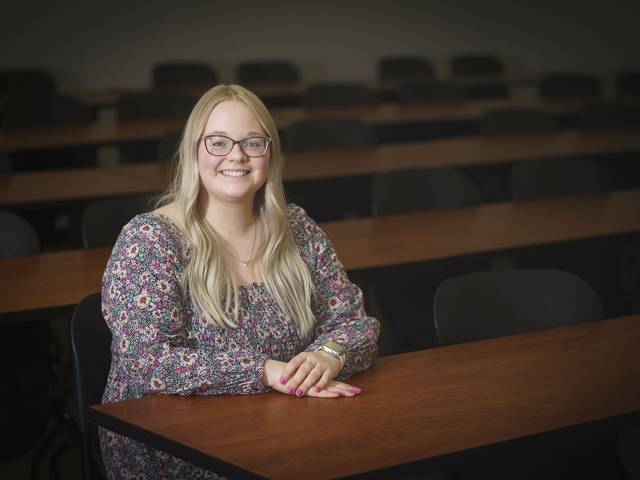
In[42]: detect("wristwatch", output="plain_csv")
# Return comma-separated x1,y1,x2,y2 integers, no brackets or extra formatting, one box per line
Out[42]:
316,340,346,368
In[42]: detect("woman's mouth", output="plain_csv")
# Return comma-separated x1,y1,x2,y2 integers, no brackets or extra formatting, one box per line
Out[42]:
220,169,249,177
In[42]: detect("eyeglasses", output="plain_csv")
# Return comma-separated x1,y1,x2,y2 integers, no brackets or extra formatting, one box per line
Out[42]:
202,135,271,157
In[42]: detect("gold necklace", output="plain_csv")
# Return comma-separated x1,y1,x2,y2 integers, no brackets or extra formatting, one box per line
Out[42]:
218,222,257,268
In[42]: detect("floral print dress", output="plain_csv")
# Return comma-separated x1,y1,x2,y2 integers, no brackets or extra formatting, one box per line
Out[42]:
100,204,380,479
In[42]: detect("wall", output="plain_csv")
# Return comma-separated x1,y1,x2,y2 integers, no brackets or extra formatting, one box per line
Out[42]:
1,0,638,92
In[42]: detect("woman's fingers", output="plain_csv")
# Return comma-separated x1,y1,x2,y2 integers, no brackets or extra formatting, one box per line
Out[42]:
326,380,363,396
285,359,319,397
279,353,306,386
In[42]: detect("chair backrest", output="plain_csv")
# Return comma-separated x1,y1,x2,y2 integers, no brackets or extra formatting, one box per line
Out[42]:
284,117,377,152
377,56,434,81
236,61,300,84
152,61,218,88
397,80,467,103
616,70,640,97
157,127,183,162
451,55,504,76
371,168,482,216
117,91,196,121
511,158,611,201
481,108,556,135
71,292,111,480
539,73,603,99
303,82,377,107
2,93,91,130
0,209,52,463
0,69,56,99
433,269,603,346
0,210,40,257
578,101,640,129
82,194,153,248
0,151,12,173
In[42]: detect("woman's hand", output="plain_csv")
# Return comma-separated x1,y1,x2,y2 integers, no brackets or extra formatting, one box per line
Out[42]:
282,351,362,398
263,357,362,398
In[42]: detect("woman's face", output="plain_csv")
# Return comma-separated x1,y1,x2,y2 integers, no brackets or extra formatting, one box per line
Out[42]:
197,100,270,207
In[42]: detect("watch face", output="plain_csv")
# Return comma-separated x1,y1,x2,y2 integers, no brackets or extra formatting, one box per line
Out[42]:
325,340,346,355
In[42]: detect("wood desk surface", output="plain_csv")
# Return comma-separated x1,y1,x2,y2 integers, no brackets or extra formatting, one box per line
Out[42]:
0,97,608,154
78,75,541,108
2,189,639,315
3,128,639,206
89,314,640,479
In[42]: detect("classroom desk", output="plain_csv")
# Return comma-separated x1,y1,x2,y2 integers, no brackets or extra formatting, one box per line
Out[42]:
2,189,639,315
3,127,639,206
89,314,640,479
0,97,608,154
77,74,541,109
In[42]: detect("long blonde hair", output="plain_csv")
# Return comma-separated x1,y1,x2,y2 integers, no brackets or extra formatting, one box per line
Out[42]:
162,85,315,335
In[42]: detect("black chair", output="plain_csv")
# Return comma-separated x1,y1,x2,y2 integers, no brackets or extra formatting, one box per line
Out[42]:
81,194,153,248
71,293,112,480
302,82,377,107
578,101,640,129
450,55,504,76
433,269,602,346
396,80,467,103
283,118,377,221
236,61,300,84
0,209,40,256
2,94,92,130
369,169,485,355
117,91,194,163
152,61,218,88
284,117,377,152
117,91,196,121
377,56,435,81
0,151,11,172
511,158,611,201
157,127,183,162
539,73,603,99
0,69,57,100
0,211,66,477
615,70,640,97
371,168,482,216
481,108,556,135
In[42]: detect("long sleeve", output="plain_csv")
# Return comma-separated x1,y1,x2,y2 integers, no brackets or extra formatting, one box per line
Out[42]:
101,215,268,401
289,206,380,379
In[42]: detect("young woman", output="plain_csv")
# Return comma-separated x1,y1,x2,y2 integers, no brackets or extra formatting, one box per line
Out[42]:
100,84,380,478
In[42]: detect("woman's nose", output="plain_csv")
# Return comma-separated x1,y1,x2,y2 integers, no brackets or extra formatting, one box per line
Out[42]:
226,142,247,161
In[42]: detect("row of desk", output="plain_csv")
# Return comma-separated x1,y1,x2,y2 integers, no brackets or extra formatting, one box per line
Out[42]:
78,74,542,109
2,189,638,315
0,96,624,154
2,128,639,206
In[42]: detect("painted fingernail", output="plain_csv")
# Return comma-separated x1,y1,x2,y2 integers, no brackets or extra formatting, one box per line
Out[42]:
287,387,294,395
315,386,322,392
280,376,286,385
296,390,304,397
349,388,361,394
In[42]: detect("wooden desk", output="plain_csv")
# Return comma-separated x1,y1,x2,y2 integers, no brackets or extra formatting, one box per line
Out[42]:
89,314,640,479
2,189,639,315
0,97,609,154
3,128,639,206
78,74,541,109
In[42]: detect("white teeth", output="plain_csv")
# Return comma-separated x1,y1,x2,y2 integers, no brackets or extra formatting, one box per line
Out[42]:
220,170,249,177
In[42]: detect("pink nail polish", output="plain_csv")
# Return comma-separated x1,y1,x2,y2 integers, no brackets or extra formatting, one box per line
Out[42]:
280,376,286,385
296,390,304,397
287,387,294,394
315,386,322,392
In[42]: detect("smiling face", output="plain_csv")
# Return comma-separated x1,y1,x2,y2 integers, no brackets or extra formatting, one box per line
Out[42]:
197,100,270,208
